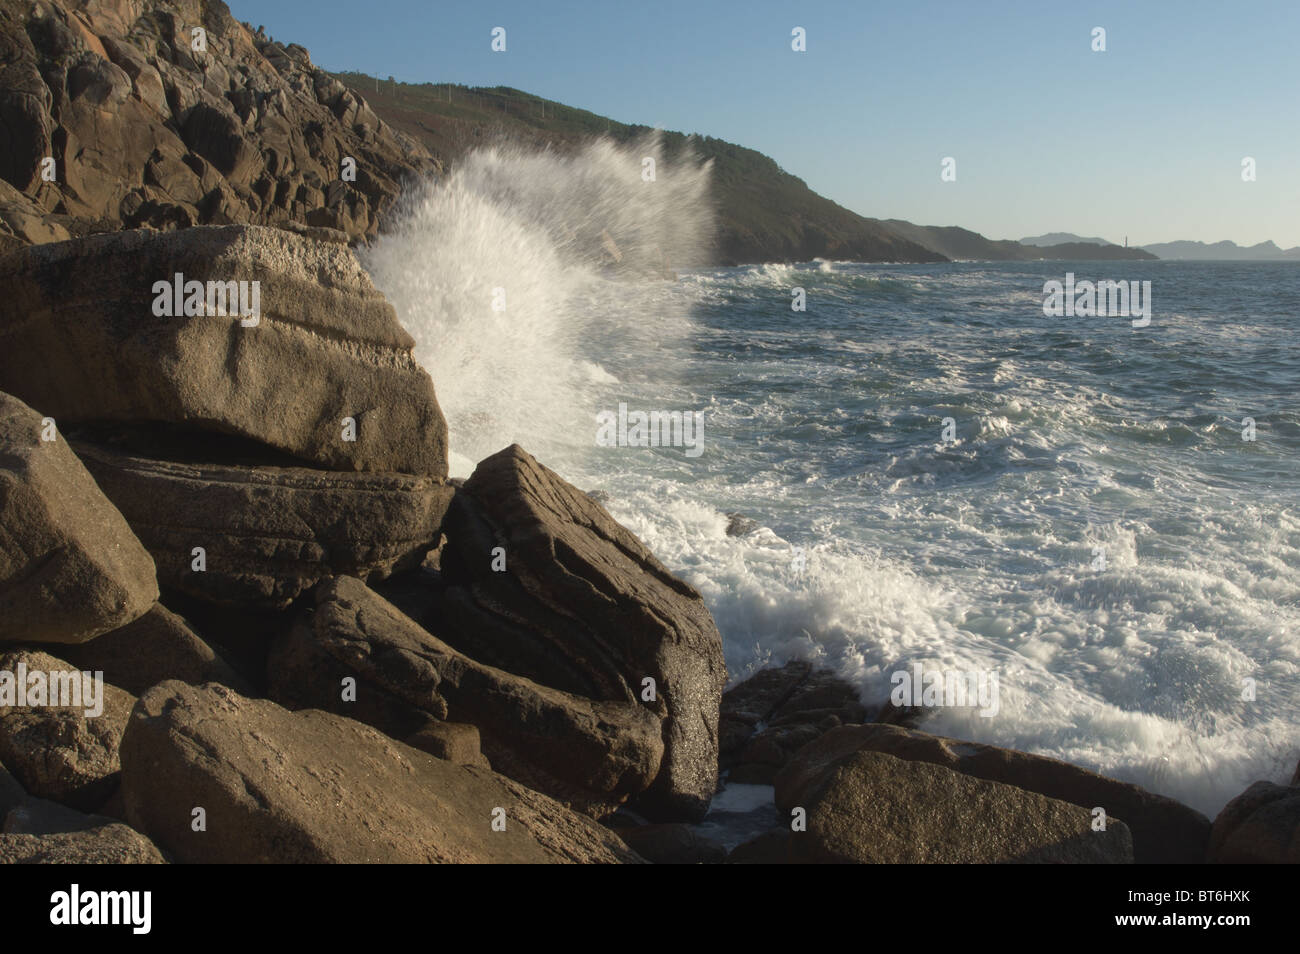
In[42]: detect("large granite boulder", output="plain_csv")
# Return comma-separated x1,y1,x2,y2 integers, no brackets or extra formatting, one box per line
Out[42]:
0,226,447,476
435,444,727,821
77,443,453,608
0,391,157,644
0,650,136,811
1208,780,1300,863
0,0,438,245
775,747,1133,863
796,723,1209,864
120,681,645,863
269,576,663,816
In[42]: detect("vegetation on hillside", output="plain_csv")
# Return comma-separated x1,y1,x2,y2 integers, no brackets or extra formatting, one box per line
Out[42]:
331,73,945,265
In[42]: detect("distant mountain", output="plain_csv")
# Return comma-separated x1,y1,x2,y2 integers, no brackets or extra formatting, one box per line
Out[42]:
1021,232,1115,247
1138,240,1300,261
336,74,944,266
1028,242,1157,261
884,222,1156,262
882,221,1026,261
327,72,1164,266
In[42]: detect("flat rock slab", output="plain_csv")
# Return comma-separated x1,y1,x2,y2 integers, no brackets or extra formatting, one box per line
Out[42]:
0,226,447,476
270,576,663,816
439,444,726,821
0,650,136,811
120,681,645,863
77,443,453,608
776,748,1133,863
794,723,1209,864
0,391,157,644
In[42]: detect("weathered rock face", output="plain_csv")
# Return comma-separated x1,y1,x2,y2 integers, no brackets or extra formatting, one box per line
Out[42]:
0,181,71,252
0,0,438,246
120,681,645,863
0,226,448,476
77,443,454,608
0,822,167,863
1,795,167,863
0,650,136,811
268,576,664,816
436,444,727,821
0,391,157,644
57,603,247,695
801,724,1210,865
775,747,1133,863
1208,781,1300,863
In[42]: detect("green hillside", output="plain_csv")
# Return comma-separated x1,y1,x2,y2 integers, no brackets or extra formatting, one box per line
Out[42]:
331,74,946,266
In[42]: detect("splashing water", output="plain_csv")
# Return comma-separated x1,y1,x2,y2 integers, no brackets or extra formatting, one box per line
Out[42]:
362,134,713,473
363,140,1300,818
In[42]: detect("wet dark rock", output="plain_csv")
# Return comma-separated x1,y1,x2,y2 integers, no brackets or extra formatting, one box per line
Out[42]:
724,513,759,537
1208,780,1300,863
616,823,726,864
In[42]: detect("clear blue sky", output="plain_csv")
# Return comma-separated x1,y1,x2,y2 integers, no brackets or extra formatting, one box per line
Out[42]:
232,0,1300,247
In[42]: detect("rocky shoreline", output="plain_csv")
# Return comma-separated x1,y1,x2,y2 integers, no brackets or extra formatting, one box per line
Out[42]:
0,0,1296,865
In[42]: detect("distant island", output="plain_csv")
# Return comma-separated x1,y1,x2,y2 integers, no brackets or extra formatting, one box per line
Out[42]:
1021,233,1114,247
883,222,1155,263
1024,233,1300,262
1137,239,1300,261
